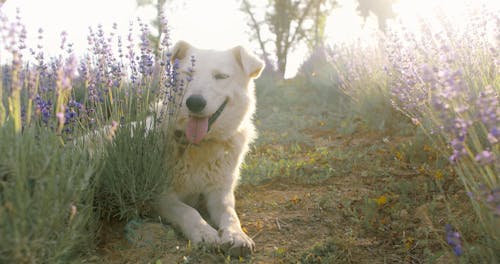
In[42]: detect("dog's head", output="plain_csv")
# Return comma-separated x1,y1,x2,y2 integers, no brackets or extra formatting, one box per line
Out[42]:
170,41,264,144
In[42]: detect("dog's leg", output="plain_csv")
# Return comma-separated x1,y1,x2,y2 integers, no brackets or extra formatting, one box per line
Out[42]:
155,192,219,244
206,188,254,257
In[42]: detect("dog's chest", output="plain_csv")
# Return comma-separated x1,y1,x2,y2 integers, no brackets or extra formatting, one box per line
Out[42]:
170,140,239,196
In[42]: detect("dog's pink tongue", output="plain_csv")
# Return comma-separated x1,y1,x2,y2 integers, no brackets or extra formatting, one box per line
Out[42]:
186,117,209,144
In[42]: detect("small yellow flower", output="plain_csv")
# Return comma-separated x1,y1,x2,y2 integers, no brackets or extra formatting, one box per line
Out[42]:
375,195,388,206
395,151,404,161
255,220,264,231
423,145,432,152
290,195,300,204
404,236,415,250
434,170,443,180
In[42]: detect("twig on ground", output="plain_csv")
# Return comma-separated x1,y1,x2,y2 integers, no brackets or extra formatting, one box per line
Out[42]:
251,229,263,240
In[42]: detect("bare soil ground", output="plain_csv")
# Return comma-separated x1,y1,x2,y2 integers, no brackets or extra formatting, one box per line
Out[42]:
97,179,379,263
95,128,461,264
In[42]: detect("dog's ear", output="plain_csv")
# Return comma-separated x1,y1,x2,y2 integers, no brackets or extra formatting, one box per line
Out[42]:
171,40,191,62
232,46,264,79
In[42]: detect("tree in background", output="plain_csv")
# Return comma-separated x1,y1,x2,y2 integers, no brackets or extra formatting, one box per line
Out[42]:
308,0,336,49
356,0,397,32
241,0,337,78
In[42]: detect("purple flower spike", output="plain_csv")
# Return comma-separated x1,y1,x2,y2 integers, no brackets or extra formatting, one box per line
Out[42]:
475,150,496,165
445,224,463,256
488,127,500,144
474,185,500,217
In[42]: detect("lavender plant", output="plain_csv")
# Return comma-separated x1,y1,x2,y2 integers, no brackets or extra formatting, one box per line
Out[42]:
324,4,499,259
0,123,99,263
328,40,408,132
0,8,186,261
387,7,499,259
93,14,188,221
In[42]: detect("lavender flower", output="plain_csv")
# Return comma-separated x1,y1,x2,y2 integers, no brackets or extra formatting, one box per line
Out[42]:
159,14,171,50
449,138,467,163
138,19,154,76
64,100,82,127
1,9,187,138
60,31,68,51
472,185,500,217
488,127,499,144
34,95,52,124
474,150,496,165
127,22,138,85
445,224,463,256
59,54,78,90
477,86,500,144
487,189,500,217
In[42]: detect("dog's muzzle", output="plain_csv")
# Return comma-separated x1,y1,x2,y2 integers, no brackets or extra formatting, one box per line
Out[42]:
179,98,229,145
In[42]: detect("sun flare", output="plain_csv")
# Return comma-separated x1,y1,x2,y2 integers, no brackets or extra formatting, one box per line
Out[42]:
393,0,499,32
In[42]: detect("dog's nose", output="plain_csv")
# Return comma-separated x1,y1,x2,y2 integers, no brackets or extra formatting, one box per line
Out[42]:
186,94,206,113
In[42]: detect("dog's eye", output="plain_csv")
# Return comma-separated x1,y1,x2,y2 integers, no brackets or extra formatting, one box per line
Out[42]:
214,73,229,80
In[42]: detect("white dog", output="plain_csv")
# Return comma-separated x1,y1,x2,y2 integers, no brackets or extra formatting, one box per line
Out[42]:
154,41,264,257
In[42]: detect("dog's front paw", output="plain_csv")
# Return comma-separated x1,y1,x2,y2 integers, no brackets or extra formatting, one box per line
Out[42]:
188,224,220,245
218,228,255,257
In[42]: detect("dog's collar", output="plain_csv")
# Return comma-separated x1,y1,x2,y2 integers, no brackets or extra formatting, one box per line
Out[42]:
208,98,228,131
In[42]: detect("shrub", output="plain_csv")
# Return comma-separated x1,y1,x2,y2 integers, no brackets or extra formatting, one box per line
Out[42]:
95,118,174,220
328,41,409,132
387,10,499,259
0,9,185,261
0,123,99,263
325,4,499,260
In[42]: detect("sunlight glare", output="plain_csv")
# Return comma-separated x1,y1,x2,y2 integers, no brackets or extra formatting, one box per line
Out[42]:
393,0,499,33
325,0,380,47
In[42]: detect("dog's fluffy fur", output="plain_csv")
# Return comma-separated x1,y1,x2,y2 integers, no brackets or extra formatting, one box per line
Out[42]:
154,41,264,257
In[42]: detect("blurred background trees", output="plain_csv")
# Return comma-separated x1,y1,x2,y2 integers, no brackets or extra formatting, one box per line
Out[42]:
135,0,398,79
356,0,396,32
240,0,337,78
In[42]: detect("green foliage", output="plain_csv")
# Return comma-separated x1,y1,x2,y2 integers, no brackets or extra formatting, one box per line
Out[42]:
0,11,181,260
330,43,410,133
300,239,340,263
95,117,174,221
0,123,100,263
